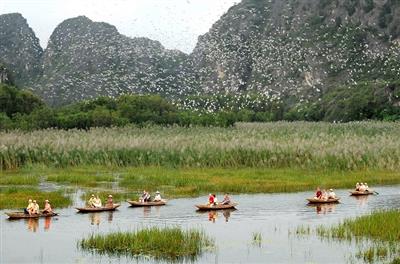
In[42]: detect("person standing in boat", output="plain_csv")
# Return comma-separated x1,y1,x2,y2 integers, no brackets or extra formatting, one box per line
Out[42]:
106,195,113,208
24,199,34,214
42,200,53,214
221,193,231,205
153,191,162,202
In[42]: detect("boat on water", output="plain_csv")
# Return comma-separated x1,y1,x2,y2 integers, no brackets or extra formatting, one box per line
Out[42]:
349,190,374,196
195,203,238,211
5,212,58,219
306,198,340,204
75,204,120,213
127,200,167,207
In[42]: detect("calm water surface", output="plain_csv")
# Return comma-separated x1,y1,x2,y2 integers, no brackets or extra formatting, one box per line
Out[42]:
1,185,399,264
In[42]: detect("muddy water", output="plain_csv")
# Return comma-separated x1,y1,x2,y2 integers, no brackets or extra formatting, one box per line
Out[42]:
1,185,399,263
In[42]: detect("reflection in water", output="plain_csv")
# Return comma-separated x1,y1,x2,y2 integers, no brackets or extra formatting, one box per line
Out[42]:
353,195,369,207
44,217,52,231
26,218,39,232
308,203,337,215
197,209,235,223
107,211,114,223
143,207,151,218
89,213,101,226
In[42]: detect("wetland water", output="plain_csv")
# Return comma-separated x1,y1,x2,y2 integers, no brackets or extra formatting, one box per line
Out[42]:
1,185,399,263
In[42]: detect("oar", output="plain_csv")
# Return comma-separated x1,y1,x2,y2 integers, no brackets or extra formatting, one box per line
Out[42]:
373,190,379,195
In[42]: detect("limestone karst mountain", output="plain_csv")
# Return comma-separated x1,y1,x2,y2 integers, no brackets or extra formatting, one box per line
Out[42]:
1,0,400,107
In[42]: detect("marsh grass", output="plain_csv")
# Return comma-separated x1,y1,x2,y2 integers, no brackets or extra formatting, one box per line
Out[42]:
0,187,72,209
79,227,214,261
1,122,399,170
317,210,400,262
1,166,399,197
252,232,262,247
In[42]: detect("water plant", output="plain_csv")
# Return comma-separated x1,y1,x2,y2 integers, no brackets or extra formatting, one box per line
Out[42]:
79,227,214,261
0,187,72,209
252,231,262,247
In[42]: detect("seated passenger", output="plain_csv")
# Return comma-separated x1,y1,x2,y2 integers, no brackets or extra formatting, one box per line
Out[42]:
153,191,162,202
24,199,33,214
355,182,360,191
221,193,231,205
92,196,102,208
140,190,150,202
321,189,328,201
88,194,96,208
212,194,218,205
359,183,366,192
208,194,215,206
315,187,322,199
327,189,336,199
106,195,113,207
364,183,369,191
42,200,52,214
31,200,39,215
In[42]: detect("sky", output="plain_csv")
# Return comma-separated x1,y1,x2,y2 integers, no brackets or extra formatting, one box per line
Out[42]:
0,0,239,53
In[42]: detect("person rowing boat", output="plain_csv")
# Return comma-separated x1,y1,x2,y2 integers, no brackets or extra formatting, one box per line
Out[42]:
221,193,231,205
42,200,53,214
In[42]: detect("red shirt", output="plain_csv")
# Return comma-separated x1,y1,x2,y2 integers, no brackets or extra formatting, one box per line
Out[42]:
316,191,322,198
209,196,214,204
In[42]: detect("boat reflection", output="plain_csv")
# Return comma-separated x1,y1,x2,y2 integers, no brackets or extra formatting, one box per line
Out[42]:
197,209,236,223
44,217,52,231
89,213,101,226
26,218,39,232
307,203,337,215
353,195,369,207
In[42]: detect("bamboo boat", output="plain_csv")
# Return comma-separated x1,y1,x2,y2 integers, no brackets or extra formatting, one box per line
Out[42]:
306,198,340,204
75,204,120,212
195,203,238,211
349,190,374,196
127,200,167,207
5,212,58,219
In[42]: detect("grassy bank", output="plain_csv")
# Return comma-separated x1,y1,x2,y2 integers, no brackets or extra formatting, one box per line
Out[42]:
1,122,399,170
317,210,400,263
2,166,399,198
0,187,72,209
79,227,214,261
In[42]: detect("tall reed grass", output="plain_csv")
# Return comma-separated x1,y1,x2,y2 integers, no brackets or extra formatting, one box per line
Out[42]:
79,227,214,261
1,122,399,171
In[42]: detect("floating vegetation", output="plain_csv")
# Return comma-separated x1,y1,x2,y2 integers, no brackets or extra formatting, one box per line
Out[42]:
79,227,214,261
252,232,262,247
0,187,72,209
317,210,400,263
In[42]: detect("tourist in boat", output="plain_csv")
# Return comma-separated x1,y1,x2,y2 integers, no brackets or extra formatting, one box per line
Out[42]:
92,195,102,208
31,200,40,215
355,182,360,191
153,191,162,202
364,183,369,191
315,187,322,199
88,194,96,208
221,193,231,205
208,194,215,206
42,200,53,214
327,189,336,199
359,183,366,192
24,199,34,214
213,194,218,205
140,190,151,202
106,195,113,208
321,189,328,201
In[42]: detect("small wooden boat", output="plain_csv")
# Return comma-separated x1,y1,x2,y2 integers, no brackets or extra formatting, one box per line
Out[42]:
306,198,340,204
195,203,238,211
5,212,58,219
75,204,120,213
349,190,374,196
127,200,167,207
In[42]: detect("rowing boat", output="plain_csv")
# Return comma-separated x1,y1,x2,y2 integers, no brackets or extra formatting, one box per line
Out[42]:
127,200,167,207
306,198,340,204
5,212,58,219
349,190,374,196
75,204,120,212
195,203,238,210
